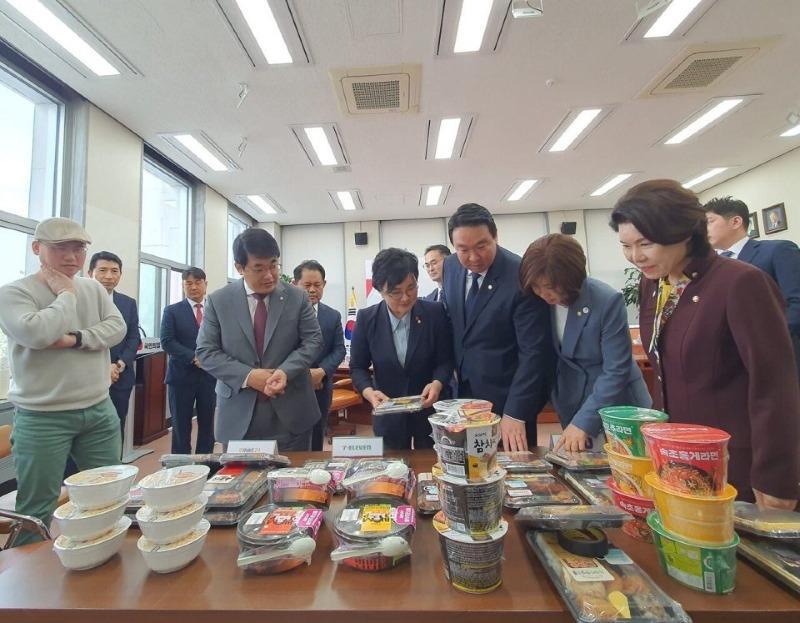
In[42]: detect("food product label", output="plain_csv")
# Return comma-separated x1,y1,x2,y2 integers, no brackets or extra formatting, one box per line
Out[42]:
227,440,277,455
561,558,615,582
438,443,466,465
340,508,360,522
443,462,466,477
507,489,533,497
506,480,528,489
260,508,300,535
360,504,393,532
392,505,416,528
207,465,245,484
603,549,634,565
246,512,268,526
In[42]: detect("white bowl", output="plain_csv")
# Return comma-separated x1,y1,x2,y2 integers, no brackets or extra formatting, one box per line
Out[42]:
138,465,210,512
136,492,209,545
137,518,210,574
64,465,138,511
53,516,131,570
53,495,130,541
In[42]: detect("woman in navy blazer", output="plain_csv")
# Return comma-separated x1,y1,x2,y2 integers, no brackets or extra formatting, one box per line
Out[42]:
350,248,454,449
520,234,651,452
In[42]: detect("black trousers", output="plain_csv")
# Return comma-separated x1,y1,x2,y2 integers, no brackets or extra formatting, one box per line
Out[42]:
168,381,216,454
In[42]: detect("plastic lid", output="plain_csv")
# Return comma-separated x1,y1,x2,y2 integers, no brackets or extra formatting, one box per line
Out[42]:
598,406,669,422
433,398,493,414
203,466,270,508
496,451,551,472
640,423,730,444
544,450,609,470
428,410,500,431
237,504,324,546
734,501,800,538
139,465,210,489
54,495,129,520
54,516,131,550
267,467,332,486
432,511,508,543
333,498,415,541
516,505,631,530
64,464,138,486
504,474,581,507
138,519,210,552
136,492,208,523
648,512,739,548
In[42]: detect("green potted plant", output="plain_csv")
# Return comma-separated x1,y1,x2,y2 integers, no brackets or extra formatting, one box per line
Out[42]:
622,267,642,315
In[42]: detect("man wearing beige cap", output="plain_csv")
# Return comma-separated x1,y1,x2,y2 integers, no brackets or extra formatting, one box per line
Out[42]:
0,217,126,545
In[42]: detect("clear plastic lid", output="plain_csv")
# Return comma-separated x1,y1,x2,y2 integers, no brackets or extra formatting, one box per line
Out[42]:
737,535,800,593
561,470,615,506
504,474,582,508
54,495,129,520
545,449,609,471
373,395,425,415
137,519,210,553
237,504,324,547
64,464,138,486
428,410,500,432
220,452,291,467
139,465,209,489
203,466,271,508
54,516,131,550
416,473,441,515
333,498,416,541
432,398,493,415
734,501,800,539
136,493,208,523
496,450,551,473
515,505,632,530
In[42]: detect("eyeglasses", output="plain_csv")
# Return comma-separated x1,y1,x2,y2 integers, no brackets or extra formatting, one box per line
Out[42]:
43,242,88,254
384,281,419,301
423,260,440,269
243,261,281,276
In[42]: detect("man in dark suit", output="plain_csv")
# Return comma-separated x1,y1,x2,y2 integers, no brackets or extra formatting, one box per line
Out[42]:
88,251,140,440
442,204,553,452
293,260,346,450
160,267,216,454
423,244,451,303
706,196,800,374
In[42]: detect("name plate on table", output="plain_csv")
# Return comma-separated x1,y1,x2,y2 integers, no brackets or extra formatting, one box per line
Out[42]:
332,436,384,458
227,440,278,455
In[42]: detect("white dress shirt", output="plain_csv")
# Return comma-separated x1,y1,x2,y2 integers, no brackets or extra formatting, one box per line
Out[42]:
464,270,487,302
718,235,749,260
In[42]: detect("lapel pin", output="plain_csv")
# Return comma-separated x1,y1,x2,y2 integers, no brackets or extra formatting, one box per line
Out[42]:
692,295,700,303
691,272,698,278
577,311,582,317
487,284,493,290
582,307,589,314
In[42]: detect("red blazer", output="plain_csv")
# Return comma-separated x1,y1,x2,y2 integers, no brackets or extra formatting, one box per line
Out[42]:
639,253,800,502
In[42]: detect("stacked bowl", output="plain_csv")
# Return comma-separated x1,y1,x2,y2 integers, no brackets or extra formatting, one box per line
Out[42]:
53,464,138,570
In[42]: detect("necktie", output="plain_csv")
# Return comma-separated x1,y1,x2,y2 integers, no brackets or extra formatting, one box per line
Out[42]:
464,272,480,322
434,288,439,302
720,250,735,258
253,293,268,355
194,303,203,327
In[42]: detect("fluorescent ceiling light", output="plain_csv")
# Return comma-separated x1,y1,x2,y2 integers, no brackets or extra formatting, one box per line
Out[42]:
507,179,537,201
550,109,602,152
425,185,444,206
173,134,229,171
6,0,119,76
683,167,727,189
304,127,337,165
591,174,633,197
780,123,800,137
337,191,357,211
246,195,277,215
435,118,462,159
453,0,494,53
644,0,703,38
665,99,742,144
235,0,292,64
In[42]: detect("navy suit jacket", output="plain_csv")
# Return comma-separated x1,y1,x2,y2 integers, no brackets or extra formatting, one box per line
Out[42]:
550,278,651,436
350,299,454,399
161,299,215,386
110,291,140,391
313,302,346,415
442,246,553,423
423,287,442,303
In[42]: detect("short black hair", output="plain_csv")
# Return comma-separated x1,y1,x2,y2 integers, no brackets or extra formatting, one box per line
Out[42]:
293,260,326,282
704,196,750,229
233,228,280,267
89,251,122,272
372,248,418,292
182,267,206,281
424,244,451,257
447,203,497,242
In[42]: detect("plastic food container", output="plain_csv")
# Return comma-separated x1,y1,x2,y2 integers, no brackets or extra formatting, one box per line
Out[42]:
429,411,500,481
331,498,415,571
544,449,609,471
598,406,668,457
237,504,324,574
303,458,354,494
433,398,493,416
606,477,655,542
63,465,138,511
342,459,414,502
561,470,615,506
434,468,505,537
136,493,209,545
605,443,654,498
138,465,210,512
641,423,730,496
416,472,441,515
496,450,551,473
527,530,692,623
734,502,800,539
53,516,131,571
203,466,270,508
648,512,738,594
433,511,508,594
137,518,210,574
514,505,631,530
504,473,581,509
645,472,736,546
53,495,129,541
268,467,333,508
737,535,800,595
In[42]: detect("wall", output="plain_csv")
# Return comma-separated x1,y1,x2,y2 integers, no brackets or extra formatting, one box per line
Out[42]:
203,187,229,291
343,220,381,308
699,147,800,245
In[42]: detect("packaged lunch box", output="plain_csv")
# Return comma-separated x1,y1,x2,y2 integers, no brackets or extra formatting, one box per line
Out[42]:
342,459,414,502
515,505,631,531
268,467,334,509
734,502,800,540
496,450,551,473
561,470,615,506
416,472,442,515
504,473,581,509
545,449,609,471
737,535,800,595
303,458,355,494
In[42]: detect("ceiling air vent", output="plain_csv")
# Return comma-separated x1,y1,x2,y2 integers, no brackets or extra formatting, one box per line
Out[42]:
331,64,421,115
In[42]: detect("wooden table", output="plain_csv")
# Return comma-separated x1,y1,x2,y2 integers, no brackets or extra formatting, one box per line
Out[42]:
2,451,798,622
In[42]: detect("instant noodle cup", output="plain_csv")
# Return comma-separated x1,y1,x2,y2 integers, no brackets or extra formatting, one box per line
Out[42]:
331,497,416,571
136,492,209,545
606,477,655,542
645,472,736,546
138,465,210,512
433,398,493,416
433,468,505,537
648,512,738,594
53,495,129,541
598,406,668,457
53,516,131,571
268,467,333,508
641,423,730,496
429,411,500,481
433,511,508,594
342,459,414,502
138,518,210,574
604,443,654,498
64,465,138,511
236,504,324,574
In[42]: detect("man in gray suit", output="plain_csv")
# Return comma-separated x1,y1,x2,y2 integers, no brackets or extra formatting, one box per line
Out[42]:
196,229,323,450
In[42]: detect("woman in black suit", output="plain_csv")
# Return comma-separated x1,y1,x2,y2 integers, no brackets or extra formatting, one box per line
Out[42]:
349,248,454,449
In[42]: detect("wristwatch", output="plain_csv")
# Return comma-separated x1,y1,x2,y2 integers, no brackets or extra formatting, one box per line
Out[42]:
68,331,82,349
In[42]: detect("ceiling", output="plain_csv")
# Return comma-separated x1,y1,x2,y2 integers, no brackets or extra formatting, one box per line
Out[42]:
2,0,800,225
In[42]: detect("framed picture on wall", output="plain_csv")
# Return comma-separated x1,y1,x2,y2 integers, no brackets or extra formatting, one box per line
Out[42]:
763,203,788,235
747,212,760,238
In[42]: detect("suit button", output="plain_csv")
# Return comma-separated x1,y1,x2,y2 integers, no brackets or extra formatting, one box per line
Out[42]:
657,376,662,382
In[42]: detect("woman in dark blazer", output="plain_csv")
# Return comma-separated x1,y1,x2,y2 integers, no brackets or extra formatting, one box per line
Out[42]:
350,248,454,450
611,179,800,509
520,234,651,452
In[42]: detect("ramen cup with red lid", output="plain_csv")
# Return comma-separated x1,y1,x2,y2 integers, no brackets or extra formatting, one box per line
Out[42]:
641,423,730,496
606,477,655,542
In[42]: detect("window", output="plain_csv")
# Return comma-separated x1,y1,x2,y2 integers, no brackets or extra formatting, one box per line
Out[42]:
227,212,250,280
140,159,191,265
137,263,187,338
